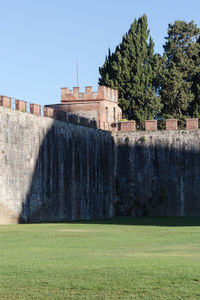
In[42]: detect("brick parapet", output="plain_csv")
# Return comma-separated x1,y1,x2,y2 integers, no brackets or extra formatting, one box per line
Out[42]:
0,96,11,108
15,100,26,112
0,95,43,117
186,118,198,130
145,120,157,131
120,121,136,132
1,93,200,133
61,86,118,103
44,107,54,118
30,103,41,116
166,119,178,130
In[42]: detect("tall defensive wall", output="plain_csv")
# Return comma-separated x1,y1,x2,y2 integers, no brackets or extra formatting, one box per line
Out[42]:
1,92,200,223
0,106,115,223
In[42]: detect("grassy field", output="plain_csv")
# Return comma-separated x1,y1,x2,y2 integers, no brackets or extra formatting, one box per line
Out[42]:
0,217,200,299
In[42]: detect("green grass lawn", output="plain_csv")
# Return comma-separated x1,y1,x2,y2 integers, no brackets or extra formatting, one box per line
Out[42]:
0,217,200,299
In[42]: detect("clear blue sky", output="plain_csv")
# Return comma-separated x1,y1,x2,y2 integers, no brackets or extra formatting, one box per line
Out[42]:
1,0,200,106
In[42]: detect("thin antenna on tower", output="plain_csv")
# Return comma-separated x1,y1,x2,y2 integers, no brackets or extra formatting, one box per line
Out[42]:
76,60,79,87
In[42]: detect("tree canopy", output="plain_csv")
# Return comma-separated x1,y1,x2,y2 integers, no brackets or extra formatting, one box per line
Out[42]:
160,21,200,119
99,14,162,127
99,17,200,125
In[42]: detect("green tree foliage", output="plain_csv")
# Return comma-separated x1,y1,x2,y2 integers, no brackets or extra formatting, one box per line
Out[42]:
189,36,200,118
99,15,162,127
160,21,200,119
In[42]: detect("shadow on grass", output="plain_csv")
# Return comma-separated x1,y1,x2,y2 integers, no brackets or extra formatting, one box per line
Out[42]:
61,216,200,227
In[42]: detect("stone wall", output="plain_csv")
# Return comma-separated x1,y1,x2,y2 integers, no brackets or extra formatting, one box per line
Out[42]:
1,106,200,224
0,107,115,224
114,131,200,217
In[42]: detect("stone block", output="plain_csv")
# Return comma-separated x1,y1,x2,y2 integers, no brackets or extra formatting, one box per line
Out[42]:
15,100,26,112
44,107,54,118
85,86,93,99
186,118,198,130
73,87,80,98
166,119,178,130
145,120,157,131
97,86,107,99
120,121,136,132
30,103,41,116
0,96,11,108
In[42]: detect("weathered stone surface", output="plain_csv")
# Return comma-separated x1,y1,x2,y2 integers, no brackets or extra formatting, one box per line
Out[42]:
0,107,115,223
114,131,200,217
1,106,200,224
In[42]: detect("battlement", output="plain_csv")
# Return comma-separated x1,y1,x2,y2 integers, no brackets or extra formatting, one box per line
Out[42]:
61,86,118,103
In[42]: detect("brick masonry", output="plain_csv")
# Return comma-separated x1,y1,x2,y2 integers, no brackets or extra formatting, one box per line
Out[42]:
30,103,41,116
186,118,198,130
0,96,11,108
166,119,178,130
145,120,157,131
61,86,118,102
44,107,54,118
15,100,27,112
47,86,122,129
120,121,135,132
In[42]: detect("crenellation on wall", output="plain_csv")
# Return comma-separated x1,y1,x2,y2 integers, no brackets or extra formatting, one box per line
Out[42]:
166,119,178,130
145,120,157,131
84,86,93,99
0,96,11,108
30,103,41,116
44,106,54,118
120,121,135,132
61,85,118,103
1,91,200,223
15,100,27,112
1,91,199,133
0,106,115,224
186,118,198,130
51,86,122,129
1,105,200,223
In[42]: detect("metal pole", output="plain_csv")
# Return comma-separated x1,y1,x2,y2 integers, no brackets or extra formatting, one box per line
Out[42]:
76,60,79,87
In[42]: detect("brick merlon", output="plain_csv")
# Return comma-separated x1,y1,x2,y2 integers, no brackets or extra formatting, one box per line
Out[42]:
61,86,118,103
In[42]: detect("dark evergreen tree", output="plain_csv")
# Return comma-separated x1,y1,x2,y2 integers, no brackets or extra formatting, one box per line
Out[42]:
161,21,200,119
189,36,200,118
99,15,162,127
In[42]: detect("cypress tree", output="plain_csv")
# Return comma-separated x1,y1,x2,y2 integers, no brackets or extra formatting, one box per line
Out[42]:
160,21,200,119
189,36,200,118
99,15,162,127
